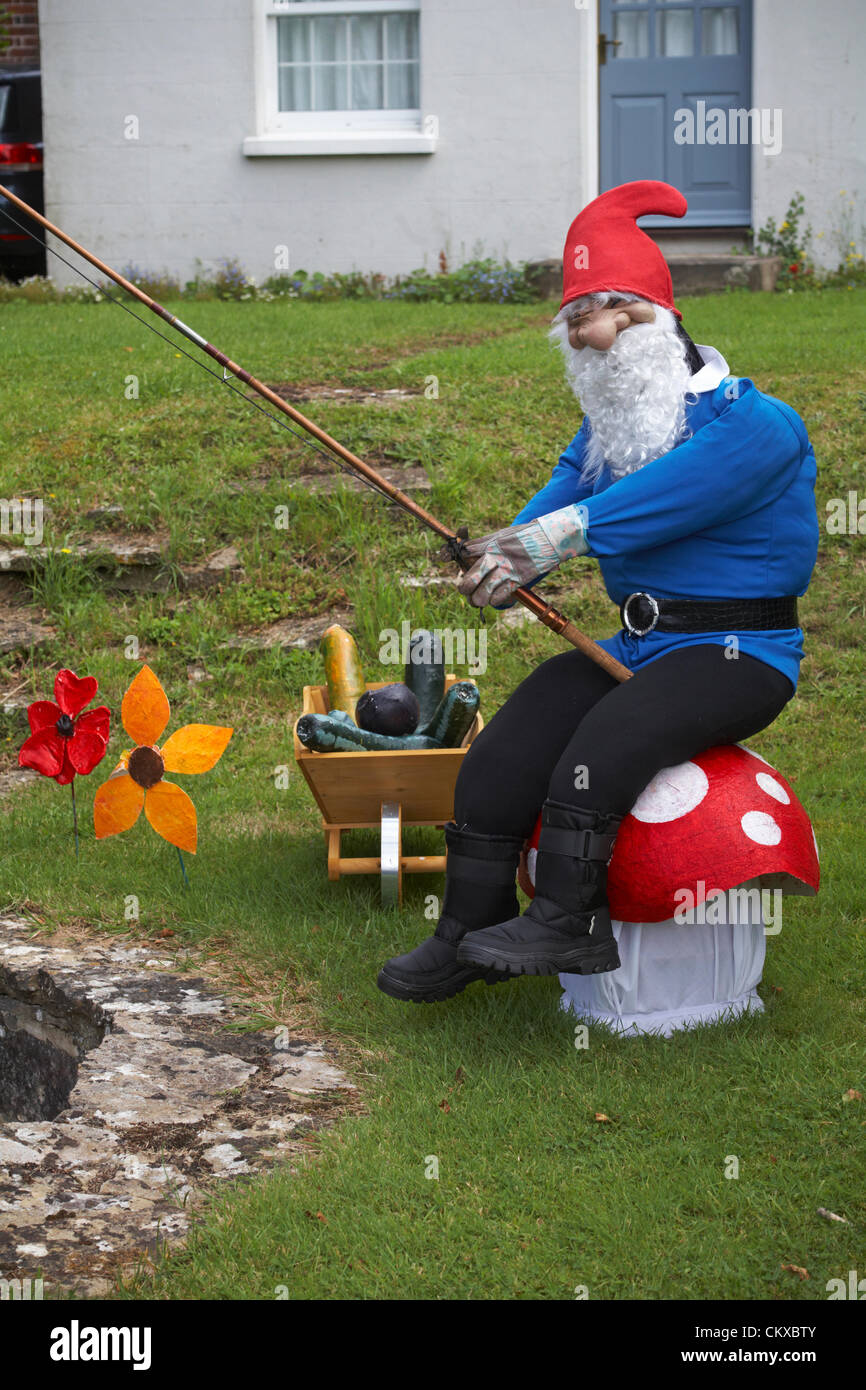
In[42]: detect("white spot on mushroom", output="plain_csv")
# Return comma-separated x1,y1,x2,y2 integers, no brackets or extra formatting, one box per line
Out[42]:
756,772,790,805
741,811,782,846
630,761,709,824
811,826,820,862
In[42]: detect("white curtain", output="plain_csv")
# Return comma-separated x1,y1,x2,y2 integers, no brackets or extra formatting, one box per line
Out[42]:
277,16,311,110
385,13,419,108
277,12,419,112
702,5,739,55
659,9,694,58
351,14,383,110
278,15,310,64
613,11,650,60
315,16,348,109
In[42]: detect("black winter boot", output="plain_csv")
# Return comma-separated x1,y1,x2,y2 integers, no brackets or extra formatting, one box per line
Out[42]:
377,822,525,1003
456,801,623,977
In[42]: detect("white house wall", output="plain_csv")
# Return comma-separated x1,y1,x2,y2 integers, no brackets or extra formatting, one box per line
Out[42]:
38,0,595,287
752,0,865,269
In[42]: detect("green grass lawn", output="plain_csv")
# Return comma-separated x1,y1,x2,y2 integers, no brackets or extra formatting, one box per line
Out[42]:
0,288,864,1300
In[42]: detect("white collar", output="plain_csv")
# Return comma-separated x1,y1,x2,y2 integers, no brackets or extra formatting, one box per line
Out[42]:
689,344,729,393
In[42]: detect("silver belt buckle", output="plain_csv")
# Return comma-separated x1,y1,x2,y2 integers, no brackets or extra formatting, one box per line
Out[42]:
622,591,660,637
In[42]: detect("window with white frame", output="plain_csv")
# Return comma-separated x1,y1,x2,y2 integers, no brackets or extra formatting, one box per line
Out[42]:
245,0,433,155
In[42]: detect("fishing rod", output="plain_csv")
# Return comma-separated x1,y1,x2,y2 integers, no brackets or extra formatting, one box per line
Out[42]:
0,183,631,683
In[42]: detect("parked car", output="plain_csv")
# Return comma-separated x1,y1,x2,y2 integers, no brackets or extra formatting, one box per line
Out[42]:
0,67,45,278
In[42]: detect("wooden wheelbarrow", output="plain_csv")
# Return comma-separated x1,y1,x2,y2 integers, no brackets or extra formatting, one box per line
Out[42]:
292,676,483,906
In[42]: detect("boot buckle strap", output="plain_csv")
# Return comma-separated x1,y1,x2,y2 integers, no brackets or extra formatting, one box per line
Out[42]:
537,825,617,862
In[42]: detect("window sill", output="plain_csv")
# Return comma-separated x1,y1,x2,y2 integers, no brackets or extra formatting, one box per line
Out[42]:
242,131,437,157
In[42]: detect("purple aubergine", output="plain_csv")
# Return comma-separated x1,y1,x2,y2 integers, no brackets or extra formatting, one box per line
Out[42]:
355,683,420,736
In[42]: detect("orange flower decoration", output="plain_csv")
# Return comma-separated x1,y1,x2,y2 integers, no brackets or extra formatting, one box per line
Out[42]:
93,666,233,854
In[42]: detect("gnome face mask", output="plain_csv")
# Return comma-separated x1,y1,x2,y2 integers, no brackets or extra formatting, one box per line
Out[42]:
566,296,656,352
550,291,694,481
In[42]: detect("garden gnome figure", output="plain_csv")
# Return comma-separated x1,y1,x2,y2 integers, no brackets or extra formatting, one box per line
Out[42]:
378,179,819,1004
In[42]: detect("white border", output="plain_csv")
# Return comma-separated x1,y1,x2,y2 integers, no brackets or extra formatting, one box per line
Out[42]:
245,0,435,157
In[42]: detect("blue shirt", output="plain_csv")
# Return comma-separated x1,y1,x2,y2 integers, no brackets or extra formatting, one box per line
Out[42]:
512,368,819,691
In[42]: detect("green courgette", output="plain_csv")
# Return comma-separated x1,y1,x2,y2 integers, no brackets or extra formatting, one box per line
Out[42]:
405,629,446,729
296,713,440,753
420,681,480,747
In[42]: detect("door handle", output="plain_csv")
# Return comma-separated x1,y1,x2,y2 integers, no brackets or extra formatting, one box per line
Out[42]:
597,32,622,66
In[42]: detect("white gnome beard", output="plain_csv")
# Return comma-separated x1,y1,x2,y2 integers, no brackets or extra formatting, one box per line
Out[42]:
550,299,693,480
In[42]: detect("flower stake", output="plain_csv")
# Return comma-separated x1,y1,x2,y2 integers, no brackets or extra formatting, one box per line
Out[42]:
93,666,233,884
18,669,110,856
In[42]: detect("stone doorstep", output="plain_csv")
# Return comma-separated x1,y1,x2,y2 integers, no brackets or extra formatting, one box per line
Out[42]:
525,254,782,299
0,914,355,1298
0,538,244,594
667,253,783,295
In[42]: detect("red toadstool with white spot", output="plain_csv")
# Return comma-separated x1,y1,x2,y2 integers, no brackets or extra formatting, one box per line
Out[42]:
519,743,819,922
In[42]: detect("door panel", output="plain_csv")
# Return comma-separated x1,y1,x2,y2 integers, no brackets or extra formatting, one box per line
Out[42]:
599,0,752,226
611,97,667,183
681,86,742,197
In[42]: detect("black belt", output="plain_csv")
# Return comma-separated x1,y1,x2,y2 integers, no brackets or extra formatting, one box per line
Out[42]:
619,592,799,636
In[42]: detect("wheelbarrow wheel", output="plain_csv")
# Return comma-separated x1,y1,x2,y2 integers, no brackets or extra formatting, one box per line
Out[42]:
380,801,402,907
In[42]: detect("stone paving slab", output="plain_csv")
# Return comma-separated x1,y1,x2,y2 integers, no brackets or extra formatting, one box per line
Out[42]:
0,537,164,577
0,915,355,1297
0,767,38,796
226,463,430,497
0,535,244,594
221,607,354,653
0,608,55,655
268,382,421,407
287,464,431,496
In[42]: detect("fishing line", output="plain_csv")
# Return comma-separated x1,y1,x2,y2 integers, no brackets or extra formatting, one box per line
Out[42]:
1,204,411,515
0,182,634,681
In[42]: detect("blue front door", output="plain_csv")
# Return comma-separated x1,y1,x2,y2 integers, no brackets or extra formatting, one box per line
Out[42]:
599,0,752,226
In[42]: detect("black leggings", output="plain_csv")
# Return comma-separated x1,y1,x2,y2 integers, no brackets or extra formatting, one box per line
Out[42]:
454,644,794,837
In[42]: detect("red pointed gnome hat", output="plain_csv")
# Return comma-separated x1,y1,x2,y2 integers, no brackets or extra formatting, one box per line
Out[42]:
561,179,687,318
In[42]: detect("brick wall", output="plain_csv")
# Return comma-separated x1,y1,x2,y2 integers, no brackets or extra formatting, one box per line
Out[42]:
1,2,40,67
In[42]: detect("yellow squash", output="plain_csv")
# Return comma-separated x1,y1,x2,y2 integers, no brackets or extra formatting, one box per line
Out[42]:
320,624,366,721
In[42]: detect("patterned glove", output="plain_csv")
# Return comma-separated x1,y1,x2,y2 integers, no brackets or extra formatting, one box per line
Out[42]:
455,503,589,609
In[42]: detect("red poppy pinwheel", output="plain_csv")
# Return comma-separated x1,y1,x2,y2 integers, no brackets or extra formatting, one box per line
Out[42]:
19,669,110,785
